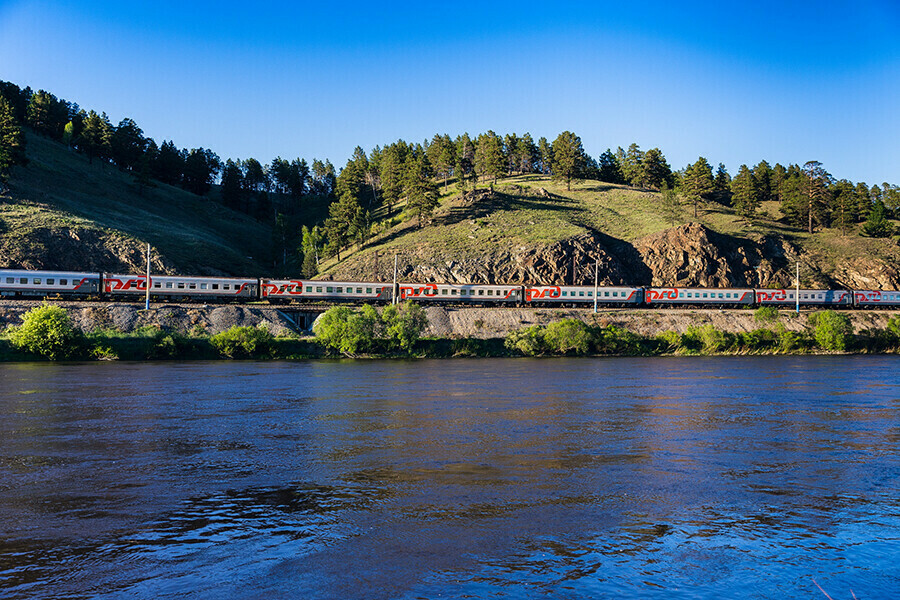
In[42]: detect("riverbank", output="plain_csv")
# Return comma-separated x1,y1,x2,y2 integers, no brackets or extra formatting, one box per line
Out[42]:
2,300,899,361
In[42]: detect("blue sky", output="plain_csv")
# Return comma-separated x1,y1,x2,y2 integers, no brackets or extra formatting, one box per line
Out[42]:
1,0,898,184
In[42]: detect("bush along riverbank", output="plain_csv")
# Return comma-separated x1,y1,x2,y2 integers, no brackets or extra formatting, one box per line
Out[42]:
3,303,900,362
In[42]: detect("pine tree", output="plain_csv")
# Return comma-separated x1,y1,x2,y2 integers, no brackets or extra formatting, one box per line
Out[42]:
681,157,714,217
597,148,624,184
753,160,773,202
829,179,856,233
0,96,27,192
855,181,871,222
110,117,146,171
516,133,538,175
550,131,587,191
713,163,732,205
862,199,893,237
79,110,106,164
639,148,672,190
537,136,552,175
622,143,644,186
801,161,831,233
730,164,760,218
404,152,440,227
221,159,244,210
474,131,504,188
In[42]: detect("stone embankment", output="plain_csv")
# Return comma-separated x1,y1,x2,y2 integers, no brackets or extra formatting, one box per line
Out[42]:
1,300,895,340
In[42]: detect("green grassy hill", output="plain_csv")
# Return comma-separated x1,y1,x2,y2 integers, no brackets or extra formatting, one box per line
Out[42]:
321,174,900,289
1,132,275,275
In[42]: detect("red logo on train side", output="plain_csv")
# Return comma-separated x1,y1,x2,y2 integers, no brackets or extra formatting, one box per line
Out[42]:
525,286,561,302
645,288,678,302
400,283,438,300
104,276,149,292
756,289,788,302
262,280,304,297
855,290,882,303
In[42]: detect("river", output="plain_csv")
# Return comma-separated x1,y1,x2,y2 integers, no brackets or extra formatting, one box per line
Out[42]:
1,357,898,599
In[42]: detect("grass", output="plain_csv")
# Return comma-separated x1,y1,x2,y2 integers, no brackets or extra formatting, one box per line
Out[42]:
3,132,276,275
320,173,900,289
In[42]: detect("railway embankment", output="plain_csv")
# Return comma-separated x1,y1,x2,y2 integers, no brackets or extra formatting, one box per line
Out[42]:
0,300,895,340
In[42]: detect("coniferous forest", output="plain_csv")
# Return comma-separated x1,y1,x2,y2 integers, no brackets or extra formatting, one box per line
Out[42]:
2,79,898,278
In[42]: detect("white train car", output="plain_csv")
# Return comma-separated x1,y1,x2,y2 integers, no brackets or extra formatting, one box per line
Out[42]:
645,287,755,306
755,289,851,306
0,269,101,297
104,274,258,299
398,282,522,303
525,285,643,305
261,279,392,302
851,290,900,308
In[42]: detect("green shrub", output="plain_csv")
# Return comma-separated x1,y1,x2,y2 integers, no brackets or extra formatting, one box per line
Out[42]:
887,315,900,339
210,325,275,358
313,302,427,355
685,324,731,354
543,319,592,355
595,325,644,355
813,310,853,351
739,328,778,351
655,330,682,353
505,325,545,356
382,302,428,351
754,306,779,324
8,304,85,360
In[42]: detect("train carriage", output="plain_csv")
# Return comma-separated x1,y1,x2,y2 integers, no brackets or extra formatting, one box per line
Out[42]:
852,290,900,308
0,269,101,297
262,279,392,302
398,283,522,303
755,289,851,306
104,274,258,299
524,285,643,305
645,287,755,306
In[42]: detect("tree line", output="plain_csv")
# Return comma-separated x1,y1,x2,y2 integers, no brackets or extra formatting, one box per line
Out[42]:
2,78,898,279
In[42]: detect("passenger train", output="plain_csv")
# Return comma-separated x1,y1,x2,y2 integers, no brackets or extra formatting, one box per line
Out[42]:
2,268,899,308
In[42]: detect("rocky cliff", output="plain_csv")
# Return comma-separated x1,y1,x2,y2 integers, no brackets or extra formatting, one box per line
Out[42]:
328,222,900,290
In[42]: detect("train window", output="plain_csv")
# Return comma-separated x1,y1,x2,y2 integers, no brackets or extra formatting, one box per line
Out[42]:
60,279,67,286
357,288,363,294
336,287,343,293
686,293,692,298
442,289,448,295
165,282,173,288
719,293,723,298
189,283,197,290
200,283,207,290
177,283,185,289
478,289,484,296
604,291,609,297
20,278,27,284
365,287,371,293
612,291,617,297
326,287,333,293
212,284,219,290
47,279,55,285
33,278,41,284
451,289,457,295
487,290,494,296
154,282,161,288
316,287,322,292
460,289,467,295
588,291,593,297
579,291,585,297
5,277,13,283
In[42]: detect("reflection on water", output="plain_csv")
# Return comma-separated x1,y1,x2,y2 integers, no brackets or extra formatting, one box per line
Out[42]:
0,357,899,599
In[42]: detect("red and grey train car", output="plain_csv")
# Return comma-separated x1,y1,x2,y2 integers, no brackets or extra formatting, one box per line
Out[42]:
2,268,900,309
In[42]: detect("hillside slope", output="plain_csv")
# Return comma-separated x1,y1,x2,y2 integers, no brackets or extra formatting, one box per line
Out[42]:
0,132,274,275
322,176,900,290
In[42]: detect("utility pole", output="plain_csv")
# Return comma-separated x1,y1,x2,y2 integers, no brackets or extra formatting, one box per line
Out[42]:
392,254,399,305
145,243,151,311
593,259,599,313
795,261,800,314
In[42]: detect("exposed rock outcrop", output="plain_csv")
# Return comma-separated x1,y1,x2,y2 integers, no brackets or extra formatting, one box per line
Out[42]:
0,226,177,274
